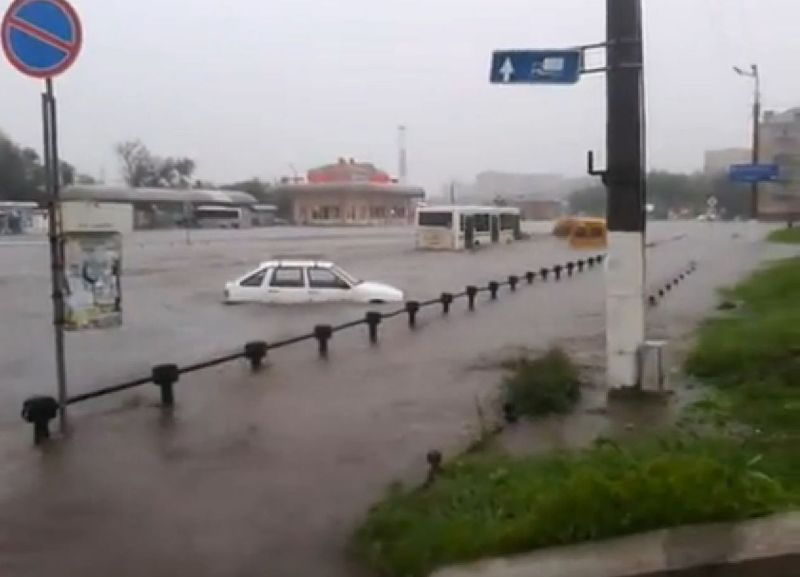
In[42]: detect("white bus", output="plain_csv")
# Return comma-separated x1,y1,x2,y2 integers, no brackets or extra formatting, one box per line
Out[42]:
194,205,245,229
415,206,522,250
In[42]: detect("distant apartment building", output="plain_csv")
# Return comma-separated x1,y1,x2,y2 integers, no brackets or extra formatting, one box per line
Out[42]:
703,148,750,176
760,108,800,220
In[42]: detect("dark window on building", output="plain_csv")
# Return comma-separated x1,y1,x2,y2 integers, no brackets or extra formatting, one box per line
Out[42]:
308,268,350,289
370,206,387,219
240,268,269,287
418,212,453,228
312,206,341,220
270,267,305,288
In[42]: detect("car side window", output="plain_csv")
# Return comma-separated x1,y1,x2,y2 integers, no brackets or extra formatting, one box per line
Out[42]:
240,268,269,287
308,267,350,289
270,267,305,288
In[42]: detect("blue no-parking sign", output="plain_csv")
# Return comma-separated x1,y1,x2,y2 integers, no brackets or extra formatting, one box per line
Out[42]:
1,0,82,78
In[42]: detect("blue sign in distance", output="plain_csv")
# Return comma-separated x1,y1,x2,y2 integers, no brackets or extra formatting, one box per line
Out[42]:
729,164,780,184
490,50,582,85
1,0,82,79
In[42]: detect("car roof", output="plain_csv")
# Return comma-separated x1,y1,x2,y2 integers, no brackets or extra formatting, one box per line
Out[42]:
257,260,335,269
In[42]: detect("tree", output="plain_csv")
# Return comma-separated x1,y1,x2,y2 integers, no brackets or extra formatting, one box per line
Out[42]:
114,139,196,188
568,184,606,216
567,170,749,220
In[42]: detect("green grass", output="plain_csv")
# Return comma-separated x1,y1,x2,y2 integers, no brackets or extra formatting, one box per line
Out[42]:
353,440,791,577
685,257,800,494
502,348,581,418
767,227,800,244
352,259,800,577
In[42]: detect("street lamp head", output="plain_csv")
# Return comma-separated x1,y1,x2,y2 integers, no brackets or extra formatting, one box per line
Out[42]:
733,64,759,79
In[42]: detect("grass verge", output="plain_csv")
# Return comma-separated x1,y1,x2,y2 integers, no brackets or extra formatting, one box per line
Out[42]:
352,258,800,577
767,227,800,244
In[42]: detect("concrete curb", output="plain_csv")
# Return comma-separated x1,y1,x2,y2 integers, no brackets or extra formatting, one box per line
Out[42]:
432,512,799,577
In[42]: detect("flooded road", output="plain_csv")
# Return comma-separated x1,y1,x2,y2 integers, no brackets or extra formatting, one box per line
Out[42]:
0,222,788,577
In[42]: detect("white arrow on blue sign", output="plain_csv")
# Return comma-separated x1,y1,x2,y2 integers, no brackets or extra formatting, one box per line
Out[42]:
490,50,582,85
1,0,82,79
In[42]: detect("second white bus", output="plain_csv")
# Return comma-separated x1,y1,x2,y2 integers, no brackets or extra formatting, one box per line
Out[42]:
415,206,521,250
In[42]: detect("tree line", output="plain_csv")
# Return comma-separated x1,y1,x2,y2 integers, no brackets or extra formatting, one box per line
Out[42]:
0,133,290,217
568,171,752,219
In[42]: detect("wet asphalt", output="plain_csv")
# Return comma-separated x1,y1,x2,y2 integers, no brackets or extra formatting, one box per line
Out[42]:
0,222,791,577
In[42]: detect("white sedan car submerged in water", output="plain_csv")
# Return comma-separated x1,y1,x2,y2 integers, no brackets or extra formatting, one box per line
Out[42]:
224,260,404,304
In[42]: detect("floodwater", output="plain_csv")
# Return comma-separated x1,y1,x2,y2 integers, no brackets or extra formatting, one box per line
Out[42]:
0,222,789,577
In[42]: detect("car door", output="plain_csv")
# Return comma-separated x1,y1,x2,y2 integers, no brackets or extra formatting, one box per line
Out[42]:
307,267,352,302
267,266,309,303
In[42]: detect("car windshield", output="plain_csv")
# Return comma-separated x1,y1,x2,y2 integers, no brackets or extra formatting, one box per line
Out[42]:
332,265,360,285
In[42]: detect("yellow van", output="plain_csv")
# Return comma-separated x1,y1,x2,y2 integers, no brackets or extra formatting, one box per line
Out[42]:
552,217,578,238
568,218,607,249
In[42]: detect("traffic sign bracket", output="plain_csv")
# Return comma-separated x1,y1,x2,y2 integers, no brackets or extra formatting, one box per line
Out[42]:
587,150,608,184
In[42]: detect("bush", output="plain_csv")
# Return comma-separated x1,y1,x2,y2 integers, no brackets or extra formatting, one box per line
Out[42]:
502,348,581,417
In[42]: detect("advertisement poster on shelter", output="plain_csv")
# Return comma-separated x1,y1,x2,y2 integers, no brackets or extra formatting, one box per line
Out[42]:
63,232,122,331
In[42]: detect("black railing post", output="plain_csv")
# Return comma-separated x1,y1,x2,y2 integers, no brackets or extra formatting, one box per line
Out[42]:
406,301,420,327
440,292,454,314
21,396,59,445
466,286,478,310
577,260,585,272
508,275,519,291
152,364,179,408
365,311,382,344
566,262,575,277
488,281,499,300
314,324,333,358
244,341,268,371
540,267,549,281
553,265,563,281
526,271,535,284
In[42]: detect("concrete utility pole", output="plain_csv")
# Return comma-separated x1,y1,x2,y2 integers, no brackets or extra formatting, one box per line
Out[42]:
397,125,408,184
734,64,761,221
604,0,646,389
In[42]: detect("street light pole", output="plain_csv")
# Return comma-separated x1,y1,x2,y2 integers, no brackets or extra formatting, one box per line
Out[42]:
734,64,761,221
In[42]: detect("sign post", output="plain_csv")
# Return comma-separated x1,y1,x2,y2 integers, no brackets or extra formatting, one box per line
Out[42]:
2,0,83,433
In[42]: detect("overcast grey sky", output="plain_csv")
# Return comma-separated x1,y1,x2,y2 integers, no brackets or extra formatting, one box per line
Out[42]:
1,0,798,192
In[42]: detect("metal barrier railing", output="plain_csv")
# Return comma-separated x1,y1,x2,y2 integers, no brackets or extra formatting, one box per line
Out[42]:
21,254,608,445
647,261,697,307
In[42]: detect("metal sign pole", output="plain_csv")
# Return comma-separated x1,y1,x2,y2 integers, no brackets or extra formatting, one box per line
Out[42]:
43,77,68,431
751,66,761,221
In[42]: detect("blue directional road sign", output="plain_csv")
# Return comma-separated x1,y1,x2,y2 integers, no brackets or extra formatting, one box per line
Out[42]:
729,164,780,184
1,0,83,78
490,50,582,85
